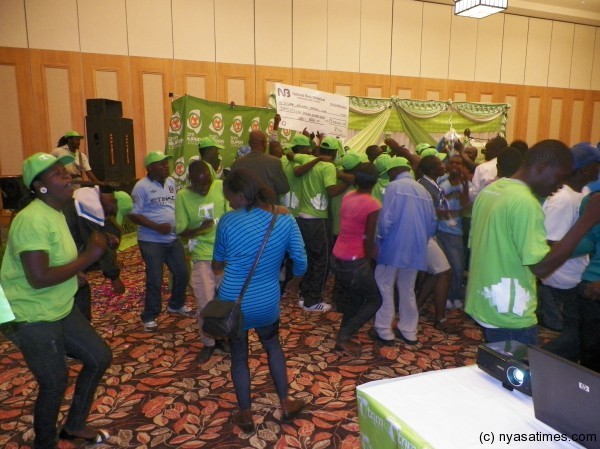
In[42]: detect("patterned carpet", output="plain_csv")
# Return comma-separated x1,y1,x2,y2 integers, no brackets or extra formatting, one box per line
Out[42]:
0,246,556,449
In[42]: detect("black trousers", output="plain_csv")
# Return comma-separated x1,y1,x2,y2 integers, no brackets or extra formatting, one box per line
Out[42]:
296,217,332,308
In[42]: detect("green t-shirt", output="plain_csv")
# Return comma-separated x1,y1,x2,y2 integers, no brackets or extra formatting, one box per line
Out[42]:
465,178,550,329
280,154,314,217
371,177,389,204
297,161,338,219
1,199,78,322
175,180,229,261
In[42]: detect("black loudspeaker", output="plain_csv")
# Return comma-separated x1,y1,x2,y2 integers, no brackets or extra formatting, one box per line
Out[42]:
85,116,136,182
0,176,29,211
86,99,123,118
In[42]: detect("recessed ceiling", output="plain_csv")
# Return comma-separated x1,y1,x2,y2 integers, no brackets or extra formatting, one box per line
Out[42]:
434,0,600,26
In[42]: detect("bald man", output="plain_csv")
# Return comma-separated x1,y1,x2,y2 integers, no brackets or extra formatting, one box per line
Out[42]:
230,130,289,197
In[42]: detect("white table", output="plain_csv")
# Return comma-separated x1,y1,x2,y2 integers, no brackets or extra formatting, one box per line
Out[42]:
356,365,585,449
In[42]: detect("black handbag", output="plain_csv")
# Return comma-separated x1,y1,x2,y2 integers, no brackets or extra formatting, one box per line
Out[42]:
201,210,278,339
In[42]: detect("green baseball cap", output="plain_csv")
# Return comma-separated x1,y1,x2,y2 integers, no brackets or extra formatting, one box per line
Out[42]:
198,136,224,149
283,134,311,149
319,136,339,151
373,154,392,174
420,148,447,161
415,143,434,155
23,152,75,189
386,156,411,171
114,191,133,225
65,130,84,138
341,152,368,171
144,151,173,167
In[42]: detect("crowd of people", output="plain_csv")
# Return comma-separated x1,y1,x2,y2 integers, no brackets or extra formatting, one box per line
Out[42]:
1,124,600,447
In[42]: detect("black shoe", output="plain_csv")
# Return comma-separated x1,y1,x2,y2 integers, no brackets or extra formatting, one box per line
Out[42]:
196,346,215,364
368,328,395,347
215,339,230,354
393,328,418,346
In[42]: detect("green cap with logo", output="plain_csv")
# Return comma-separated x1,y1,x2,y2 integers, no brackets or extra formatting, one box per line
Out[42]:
144,151,173,168
114,191,133,225
283,134,311,149
23,152,75,189
65,130,84,138
340,152,368,171
420,148,447,161
319,136,340,152
198,136,224,149
385,156,411,171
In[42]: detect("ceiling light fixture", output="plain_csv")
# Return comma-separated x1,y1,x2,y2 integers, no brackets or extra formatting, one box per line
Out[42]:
454,0,508,19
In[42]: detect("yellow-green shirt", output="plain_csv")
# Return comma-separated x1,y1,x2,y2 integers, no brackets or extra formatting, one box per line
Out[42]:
1,199,78,322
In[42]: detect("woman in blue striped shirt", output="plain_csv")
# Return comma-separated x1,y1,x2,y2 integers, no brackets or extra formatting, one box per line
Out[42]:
212,168,308,433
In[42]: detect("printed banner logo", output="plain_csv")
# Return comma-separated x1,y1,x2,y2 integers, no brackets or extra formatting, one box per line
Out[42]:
268,118,275,134
209,113,224,136
169,112,182,135
230,116,243,137
187,109,202,133
248,117,261,132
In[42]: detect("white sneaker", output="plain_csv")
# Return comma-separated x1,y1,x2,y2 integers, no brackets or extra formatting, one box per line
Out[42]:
143,320,158,332
445,299,454,310
298,299,305,308
303,302,332,312
453,299,464,309
167,305,193,316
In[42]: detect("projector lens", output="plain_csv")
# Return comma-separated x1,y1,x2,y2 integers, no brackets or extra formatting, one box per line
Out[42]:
507,366,525,386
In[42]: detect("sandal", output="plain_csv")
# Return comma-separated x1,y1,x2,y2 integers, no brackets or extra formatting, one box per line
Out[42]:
59,427,110,443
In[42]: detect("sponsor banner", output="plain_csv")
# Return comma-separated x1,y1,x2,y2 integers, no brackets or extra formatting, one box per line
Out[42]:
275,83,349,139
166,95,275,188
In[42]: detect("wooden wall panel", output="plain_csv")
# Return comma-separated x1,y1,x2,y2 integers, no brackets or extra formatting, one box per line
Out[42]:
255,66,294,107
255,0,292,68
216,63,255,106
78,0,128,55
548,22,575,88
359,0,393,75
548,98,562,140
29,49,85,152
173,60,217,101
81,53,133,118
448,15,477,82
0,48,36,162
421,3,451,80
292,69,328,92
391,0,422,77
328,71,359,97
593,30,600,91
172,0,215,62
292,0,327,70
0,0,28,48
525,19,552,87
475,14,504,83
591,100,600,143
570,25,596,90
130,56,174,177
358,73,390,98
0,65,24,174
570,99,585,144
501,15,528,85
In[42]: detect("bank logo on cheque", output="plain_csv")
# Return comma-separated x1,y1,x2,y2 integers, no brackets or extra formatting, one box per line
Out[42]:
230,116,243,137
209,113,224,136
187,109,202,133
170,112,182,134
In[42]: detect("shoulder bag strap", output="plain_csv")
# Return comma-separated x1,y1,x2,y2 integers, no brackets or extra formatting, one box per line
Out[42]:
235,209,278,305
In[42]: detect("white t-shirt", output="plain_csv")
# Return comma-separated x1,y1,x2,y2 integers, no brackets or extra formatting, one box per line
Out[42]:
542,184,589,289
468,158,497,201
52,146,92,178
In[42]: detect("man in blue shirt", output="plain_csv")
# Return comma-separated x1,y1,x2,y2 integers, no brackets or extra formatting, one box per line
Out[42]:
371,157,437,346
129,152,191,332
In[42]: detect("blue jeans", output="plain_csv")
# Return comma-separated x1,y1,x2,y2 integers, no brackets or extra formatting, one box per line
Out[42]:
1,307,112,449
436,231,465,300
484,326,538,345
138,240,189,323
230,320,288,409
332,257,382,341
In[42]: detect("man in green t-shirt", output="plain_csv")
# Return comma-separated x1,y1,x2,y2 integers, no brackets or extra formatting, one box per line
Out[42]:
466,140,600,344
294,136,350,312
175,160,230,363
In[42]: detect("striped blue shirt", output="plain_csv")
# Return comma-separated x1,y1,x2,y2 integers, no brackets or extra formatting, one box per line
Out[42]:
213,207,307,330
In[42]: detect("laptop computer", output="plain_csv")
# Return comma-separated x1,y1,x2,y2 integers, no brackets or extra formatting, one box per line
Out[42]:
529,346,600,448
